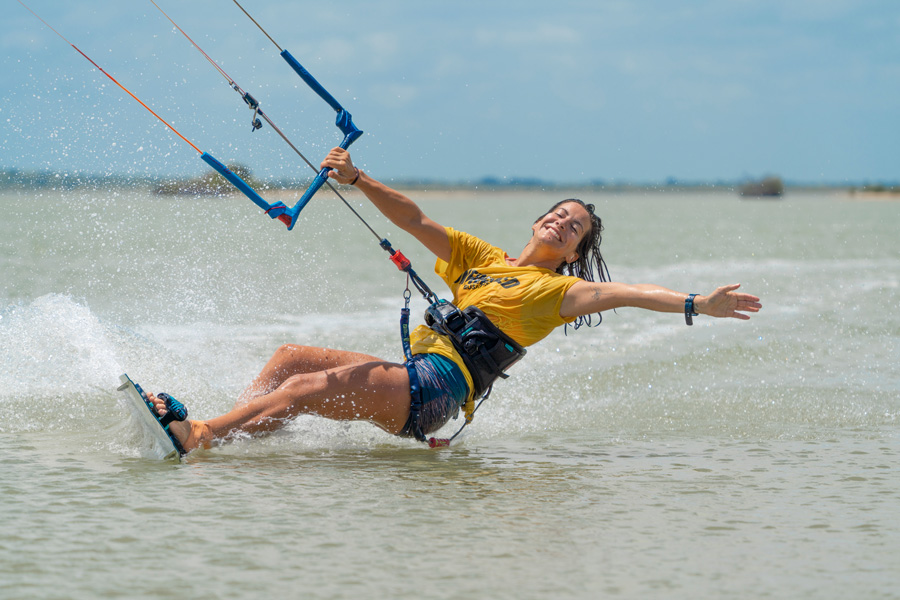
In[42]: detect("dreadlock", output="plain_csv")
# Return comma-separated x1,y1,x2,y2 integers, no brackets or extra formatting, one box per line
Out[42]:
535,198,612,332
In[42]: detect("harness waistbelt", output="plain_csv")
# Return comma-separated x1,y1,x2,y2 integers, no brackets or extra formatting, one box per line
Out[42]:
424,300,526,399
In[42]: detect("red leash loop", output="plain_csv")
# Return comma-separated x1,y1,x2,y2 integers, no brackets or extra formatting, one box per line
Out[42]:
389,250,411,271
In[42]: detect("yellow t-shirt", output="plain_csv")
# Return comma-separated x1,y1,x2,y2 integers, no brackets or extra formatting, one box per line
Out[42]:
409,227,582,406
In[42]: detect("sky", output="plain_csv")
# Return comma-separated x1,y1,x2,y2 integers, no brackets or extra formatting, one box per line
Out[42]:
2,0,898,185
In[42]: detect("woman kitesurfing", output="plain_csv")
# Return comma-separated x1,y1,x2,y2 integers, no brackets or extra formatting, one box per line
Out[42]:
17,0,760,454
147,147,762,453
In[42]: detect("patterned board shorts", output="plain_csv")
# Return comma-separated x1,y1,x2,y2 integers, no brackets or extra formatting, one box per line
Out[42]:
399,353,469,440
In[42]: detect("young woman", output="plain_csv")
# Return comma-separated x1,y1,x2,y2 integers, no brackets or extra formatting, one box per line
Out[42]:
149,148,761,453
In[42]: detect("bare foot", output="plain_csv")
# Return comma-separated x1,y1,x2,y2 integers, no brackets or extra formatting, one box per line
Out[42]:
147,393,214,453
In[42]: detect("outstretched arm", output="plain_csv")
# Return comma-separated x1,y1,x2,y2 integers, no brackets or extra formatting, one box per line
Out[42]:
560,281,761,321
321,148,451,262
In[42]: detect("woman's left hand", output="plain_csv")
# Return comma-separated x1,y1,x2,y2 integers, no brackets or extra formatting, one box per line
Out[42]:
696,284,762,320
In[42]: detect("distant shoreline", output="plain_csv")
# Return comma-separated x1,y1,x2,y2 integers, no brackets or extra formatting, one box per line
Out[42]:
1,167,895,197
847,190,900,201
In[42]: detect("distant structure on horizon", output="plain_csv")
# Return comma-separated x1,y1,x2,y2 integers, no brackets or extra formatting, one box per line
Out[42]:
739,176,784,198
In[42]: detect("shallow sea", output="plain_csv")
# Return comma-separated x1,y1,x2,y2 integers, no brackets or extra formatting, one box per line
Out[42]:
1,187,898,599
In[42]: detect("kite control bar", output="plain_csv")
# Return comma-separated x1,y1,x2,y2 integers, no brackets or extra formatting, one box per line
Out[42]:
275,50,363,229
202,53,363,231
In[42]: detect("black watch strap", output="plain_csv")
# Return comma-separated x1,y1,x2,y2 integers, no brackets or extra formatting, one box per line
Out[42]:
685,294,699,326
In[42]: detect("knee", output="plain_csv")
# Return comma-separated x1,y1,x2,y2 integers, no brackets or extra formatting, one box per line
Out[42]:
272,343,304,363
275,343,299,355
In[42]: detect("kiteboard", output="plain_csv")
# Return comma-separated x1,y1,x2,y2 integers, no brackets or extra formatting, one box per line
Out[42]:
117,373,186,461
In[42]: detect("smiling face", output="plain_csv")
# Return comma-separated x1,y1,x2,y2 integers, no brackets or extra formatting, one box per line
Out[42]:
531,201,593,264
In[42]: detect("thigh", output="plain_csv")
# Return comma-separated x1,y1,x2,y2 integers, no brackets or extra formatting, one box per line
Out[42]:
277,345,382,371
280,359,413,435
239,344,384,405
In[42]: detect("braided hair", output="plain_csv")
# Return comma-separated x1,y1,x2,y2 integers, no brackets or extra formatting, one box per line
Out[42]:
535,198,611,331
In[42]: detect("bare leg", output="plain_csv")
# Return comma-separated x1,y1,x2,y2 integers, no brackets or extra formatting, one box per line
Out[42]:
152,358,411,453
236,344,382,406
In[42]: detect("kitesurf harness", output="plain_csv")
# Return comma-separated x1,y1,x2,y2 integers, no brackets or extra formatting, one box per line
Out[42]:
398,283,526,446
424,300,526,399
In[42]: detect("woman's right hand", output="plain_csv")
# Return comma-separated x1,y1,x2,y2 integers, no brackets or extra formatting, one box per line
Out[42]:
321,147,359,184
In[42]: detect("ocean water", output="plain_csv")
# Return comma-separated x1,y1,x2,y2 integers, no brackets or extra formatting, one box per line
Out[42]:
1,186,898,599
